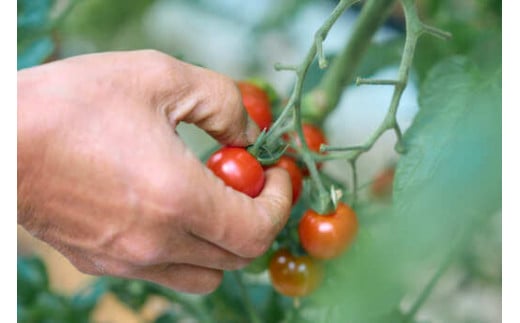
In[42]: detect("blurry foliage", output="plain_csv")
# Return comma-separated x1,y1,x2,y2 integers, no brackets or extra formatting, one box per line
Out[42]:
413,0,501,83
61,0,155,50
17,0,56,69
18,256,105,323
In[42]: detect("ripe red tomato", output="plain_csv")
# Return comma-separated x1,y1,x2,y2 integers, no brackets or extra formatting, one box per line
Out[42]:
271,156,303,205
295,123,328,153
286,123,328,176
370,166,395,198
298,202,358,260
206,147,265,198
268,248,322,297
237,81,273,130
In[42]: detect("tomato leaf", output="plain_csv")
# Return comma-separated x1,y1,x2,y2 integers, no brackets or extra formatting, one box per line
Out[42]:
17,0,56,70
308,56,501,322
394,56,501,240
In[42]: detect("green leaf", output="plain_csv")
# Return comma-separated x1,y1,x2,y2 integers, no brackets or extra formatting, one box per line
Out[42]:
31,291,70,322
394,56,501,231
62,0,154,48
17,256,50,305
17,0,57,69
17,37,55,70
107,278,150,311
309,56,501,322
154,310,180,323
70,278,108,315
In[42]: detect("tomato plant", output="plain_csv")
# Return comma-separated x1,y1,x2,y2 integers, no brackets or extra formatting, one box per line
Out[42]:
268,249,323,298
17,0,502,322
206,147,265,198
237,81,273,130
298,202,358,260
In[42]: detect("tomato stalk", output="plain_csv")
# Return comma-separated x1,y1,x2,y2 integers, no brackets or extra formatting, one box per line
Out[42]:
251,0,362,214
301,0,398,124
302,0,451,203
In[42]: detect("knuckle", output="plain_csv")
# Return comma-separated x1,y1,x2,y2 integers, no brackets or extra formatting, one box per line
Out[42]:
114,235,163,267
129,245,161,267
241,238,271,259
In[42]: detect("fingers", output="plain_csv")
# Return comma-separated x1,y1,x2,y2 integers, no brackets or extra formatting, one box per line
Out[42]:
188,167,292,259
132,263,224,295
168,67,261,146
127,50,261,146
164,234,253,271
42,50,260,146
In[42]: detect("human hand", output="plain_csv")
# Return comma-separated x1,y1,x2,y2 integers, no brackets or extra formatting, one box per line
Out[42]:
17,50,292,294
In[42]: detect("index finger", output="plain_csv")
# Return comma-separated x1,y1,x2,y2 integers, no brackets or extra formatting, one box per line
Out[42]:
137,51,261,146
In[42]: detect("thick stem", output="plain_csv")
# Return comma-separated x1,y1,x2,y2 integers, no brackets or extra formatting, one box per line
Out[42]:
302,0,397,123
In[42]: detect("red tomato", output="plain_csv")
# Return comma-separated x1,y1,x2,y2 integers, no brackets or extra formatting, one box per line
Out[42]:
268,249,322,297
287,123,328,176
292,123,328,153
370,166,395,198
298,202,358,260
237,81,273,130
206,147,265,198
271,156,303,205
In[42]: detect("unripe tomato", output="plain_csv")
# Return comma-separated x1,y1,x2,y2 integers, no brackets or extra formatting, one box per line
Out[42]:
268,249,322,297
237,81,273,130
298,202,358,260
206,147,265,198
271,156,303,205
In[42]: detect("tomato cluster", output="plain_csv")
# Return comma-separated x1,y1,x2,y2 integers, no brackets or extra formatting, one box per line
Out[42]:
206,80,359,299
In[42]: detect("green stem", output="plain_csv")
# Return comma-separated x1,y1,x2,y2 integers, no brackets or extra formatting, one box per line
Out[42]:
307,0,449,167
265,0,360,146
258,0,360,214
233,271,263,323
302,0,397,123
348,159,359,206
